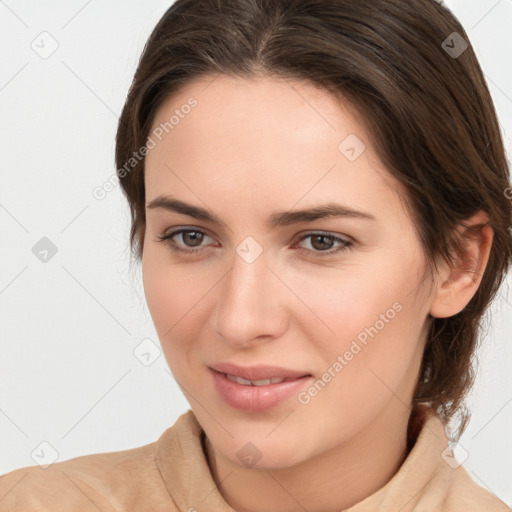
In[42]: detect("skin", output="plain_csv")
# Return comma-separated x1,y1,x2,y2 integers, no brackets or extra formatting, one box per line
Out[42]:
141,74,493,512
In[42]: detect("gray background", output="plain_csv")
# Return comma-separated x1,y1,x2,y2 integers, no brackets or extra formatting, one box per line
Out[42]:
1,0,511,506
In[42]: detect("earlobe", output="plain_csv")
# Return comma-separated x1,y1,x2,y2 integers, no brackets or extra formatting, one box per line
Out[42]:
429,211,493,319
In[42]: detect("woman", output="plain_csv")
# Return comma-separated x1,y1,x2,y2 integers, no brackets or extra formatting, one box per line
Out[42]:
1,0,510,510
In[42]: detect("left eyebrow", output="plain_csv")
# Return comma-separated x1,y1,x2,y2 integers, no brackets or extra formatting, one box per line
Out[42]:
268,203,377,227
145,195,377,229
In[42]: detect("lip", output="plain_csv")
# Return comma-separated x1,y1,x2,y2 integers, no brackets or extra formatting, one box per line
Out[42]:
209,362,311,381
209,367,313,412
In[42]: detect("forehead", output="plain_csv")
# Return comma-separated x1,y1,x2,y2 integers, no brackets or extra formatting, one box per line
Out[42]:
147,74,360,158
144,74,406,223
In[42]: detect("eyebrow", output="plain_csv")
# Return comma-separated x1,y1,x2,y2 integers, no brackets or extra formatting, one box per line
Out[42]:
146,195,377,228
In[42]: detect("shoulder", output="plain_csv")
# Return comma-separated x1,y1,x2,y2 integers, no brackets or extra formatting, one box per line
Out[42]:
0,440,172,512
400,406,510,512
443,464,511,511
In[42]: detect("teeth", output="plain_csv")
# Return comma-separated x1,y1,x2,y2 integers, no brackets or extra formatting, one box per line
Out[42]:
269,376,287,384
225,373,286,386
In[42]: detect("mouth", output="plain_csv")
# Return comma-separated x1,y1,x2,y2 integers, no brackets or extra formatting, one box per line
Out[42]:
219,371,312,387
208,361,312,382
209,368,314,412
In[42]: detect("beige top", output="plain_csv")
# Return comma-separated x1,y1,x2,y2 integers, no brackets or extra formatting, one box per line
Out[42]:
0,408,509,511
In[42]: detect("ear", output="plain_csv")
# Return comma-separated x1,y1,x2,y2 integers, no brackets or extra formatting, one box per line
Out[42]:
429,211,493,319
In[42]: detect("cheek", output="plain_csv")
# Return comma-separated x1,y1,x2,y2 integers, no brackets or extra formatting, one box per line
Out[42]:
142,245,202,328
142,265,194,383
142,250,187,342
295,256,427,393
292,284,426,444
292,254,423,343
141,248,221,370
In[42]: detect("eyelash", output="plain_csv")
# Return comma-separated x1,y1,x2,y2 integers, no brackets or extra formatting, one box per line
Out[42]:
155,229,353,259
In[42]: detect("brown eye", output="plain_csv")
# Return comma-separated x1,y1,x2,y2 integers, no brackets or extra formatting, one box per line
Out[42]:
310,234,335,251
295,233,353,259
156,229,213,254
180,231,204,247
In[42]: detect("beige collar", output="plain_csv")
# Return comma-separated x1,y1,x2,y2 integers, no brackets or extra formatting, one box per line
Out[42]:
155,407,458,512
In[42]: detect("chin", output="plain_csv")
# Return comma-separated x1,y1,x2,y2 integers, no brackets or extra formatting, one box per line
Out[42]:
217,435,310,471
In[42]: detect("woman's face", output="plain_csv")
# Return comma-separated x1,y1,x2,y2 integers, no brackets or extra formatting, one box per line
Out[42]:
142,74,435,469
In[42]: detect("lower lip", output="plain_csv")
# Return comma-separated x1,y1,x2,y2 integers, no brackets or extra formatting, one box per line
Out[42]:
209,368,313,412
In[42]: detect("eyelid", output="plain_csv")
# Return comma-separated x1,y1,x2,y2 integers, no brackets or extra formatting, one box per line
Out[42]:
161,226,216,241
294,229,353,243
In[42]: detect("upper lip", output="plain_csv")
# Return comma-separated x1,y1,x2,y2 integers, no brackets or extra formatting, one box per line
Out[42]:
209,362,311,381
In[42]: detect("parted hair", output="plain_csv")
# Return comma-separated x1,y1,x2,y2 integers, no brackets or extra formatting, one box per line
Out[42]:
115,0,512,438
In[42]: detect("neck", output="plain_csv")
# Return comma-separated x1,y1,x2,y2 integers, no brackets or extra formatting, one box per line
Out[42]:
204,402,419,512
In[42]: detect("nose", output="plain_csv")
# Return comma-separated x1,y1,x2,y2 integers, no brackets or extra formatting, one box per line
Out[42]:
213,247,288,348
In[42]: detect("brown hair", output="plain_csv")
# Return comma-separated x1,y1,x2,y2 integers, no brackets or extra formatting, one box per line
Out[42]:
115,0,512,438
